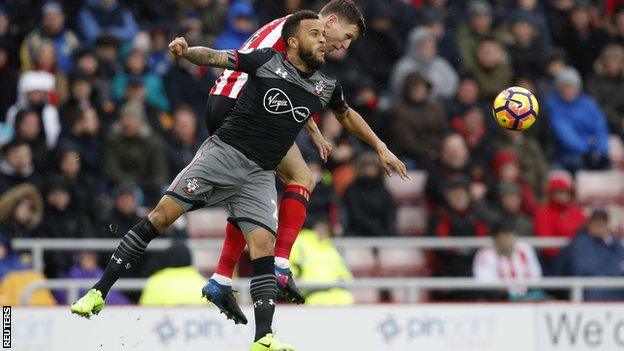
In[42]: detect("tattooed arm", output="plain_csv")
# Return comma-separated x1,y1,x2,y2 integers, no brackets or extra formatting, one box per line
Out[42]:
168,37,235,69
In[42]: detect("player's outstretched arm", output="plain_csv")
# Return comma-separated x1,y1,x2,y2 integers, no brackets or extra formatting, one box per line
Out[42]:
333,107,410,180
168,37,233,69
304,119,332,163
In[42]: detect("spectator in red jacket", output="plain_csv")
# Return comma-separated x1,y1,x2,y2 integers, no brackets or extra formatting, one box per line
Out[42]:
428,175,489,278
534,176,587,261
489,150,539,216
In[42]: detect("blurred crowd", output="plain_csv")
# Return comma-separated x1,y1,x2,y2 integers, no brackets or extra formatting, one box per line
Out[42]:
1,0,624,304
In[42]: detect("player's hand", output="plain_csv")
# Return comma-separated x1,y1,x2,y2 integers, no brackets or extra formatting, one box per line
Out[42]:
169,37,188,58
315,137,333,163
377,146,410,180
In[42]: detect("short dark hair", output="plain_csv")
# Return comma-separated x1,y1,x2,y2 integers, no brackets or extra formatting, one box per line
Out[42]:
282,10,320,47
320,0,366,36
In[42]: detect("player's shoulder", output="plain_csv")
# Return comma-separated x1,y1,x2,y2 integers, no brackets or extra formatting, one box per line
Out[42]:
240,47,277,56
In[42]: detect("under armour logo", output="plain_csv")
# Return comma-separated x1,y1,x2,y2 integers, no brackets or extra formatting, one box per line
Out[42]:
111,253,123,265
253,300,263,308
268,299,275,306
275,68,287,79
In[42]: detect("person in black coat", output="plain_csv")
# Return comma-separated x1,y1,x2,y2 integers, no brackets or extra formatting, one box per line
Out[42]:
165,105,200,177
40,176,94,278
343,152,396,236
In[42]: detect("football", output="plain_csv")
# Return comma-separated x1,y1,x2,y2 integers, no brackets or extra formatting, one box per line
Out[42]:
492,86,539,131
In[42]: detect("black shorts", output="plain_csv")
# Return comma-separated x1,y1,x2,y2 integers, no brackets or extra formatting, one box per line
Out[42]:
204,94,237,135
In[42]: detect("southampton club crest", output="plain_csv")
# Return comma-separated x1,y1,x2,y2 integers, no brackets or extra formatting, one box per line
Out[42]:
314,80,326,96
183,178,201,195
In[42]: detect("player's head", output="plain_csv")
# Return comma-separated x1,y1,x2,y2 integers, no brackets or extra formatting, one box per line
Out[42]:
319,0,365,52
282,10,326,71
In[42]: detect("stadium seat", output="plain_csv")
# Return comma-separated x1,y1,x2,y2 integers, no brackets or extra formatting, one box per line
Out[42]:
396,206,427,236
609,135,624,169
377,247,428,276
186,207,229,237
384,171,427,205
576,170,624,205
191,249,222,275
390,287,427,303
350,288,379,303
343,247,377,277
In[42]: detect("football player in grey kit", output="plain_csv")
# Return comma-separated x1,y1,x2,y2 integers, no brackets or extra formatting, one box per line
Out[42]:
71,10,407,351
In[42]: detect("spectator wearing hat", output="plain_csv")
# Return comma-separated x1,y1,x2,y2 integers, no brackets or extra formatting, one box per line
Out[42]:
534,176,587,261
100,184,141,239
419,7,461,69
0,183,43,238
495,129,548,197
343,152,396,236
0,41,17,120
505,11,547,79
587,44,624,137
553,209,624,301
0,140,40,194
388,72,448,169
78,0,138,43
391,27,459,99
213,1,257,51
456,0,503,71
468,38,514,101
28,39,70,106
19,2,79,74
428,175,490,277
103,102,168,205
473,221,543,300
545,66,610,173
6,71,60,149
112,48,170,112
557,1,608,77
489,182,534,237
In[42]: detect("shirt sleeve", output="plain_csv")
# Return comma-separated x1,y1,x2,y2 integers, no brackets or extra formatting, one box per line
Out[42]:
329,81,349,112
229,47,275,74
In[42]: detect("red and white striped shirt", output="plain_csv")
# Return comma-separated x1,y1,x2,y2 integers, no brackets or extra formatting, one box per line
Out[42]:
473,242,542,294
210,16,289,99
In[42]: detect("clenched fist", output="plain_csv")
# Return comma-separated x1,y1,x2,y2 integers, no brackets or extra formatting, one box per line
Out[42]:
169,37,188,58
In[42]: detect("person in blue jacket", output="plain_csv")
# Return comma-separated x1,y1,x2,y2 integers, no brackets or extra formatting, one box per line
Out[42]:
544,66,610,173
213,1,257,50
78,0,138,43
553,209,624,301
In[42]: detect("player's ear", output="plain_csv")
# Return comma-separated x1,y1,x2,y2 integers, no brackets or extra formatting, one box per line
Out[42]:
287,36,299,49
325,14,337,28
